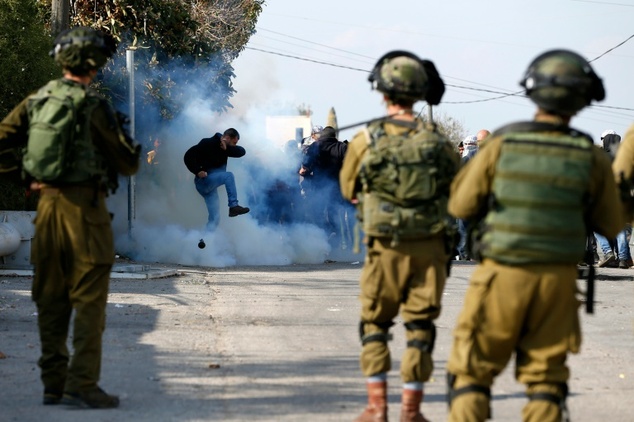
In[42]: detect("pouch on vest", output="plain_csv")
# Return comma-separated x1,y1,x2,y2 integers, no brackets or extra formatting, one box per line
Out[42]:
476,121,594,265
358,119,455,244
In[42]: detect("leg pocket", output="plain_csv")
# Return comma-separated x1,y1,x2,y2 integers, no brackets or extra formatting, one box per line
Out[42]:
448,265,497,382
359,248,383,314
81,207,114,265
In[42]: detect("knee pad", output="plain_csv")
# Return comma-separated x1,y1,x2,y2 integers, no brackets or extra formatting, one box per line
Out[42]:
527,383,569,422
359,320,393,345
446,372,492,419
404,320,436,353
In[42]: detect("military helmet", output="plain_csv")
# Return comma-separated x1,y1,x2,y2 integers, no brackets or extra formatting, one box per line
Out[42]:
519,49,605,116
50,27,117,74
369,51,429,102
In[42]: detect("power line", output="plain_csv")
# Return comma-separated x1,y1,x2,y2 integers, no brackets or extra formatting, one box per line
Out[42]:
257,27,375,61
254,35,372,65
245,46,369,72
588,34,634,63
246,29,634,111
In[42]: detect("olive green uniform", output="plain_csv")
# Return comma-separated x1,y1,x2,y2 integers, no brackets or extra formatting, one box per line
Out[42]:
446,114,624,421
340,120,460,382
0,80,139,396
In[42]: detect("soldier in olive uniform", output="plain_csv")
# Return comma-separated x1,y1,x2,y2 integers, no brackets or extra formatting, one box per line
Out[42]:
445,50,625,422
340,51,460,422
0,27,140,408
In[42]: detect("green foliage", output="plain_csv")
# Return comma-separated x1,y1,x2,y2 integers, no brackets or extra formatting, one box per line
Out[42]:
1,0,264,210
0,0,57,118
0,0,57,210
67,0,264,118
0,179,38,210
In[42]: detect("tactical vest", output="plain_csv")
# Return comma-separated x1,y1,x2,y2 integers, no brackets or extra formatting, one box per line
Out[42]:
358,119,456,244
480,128,593,264
23,79,106,184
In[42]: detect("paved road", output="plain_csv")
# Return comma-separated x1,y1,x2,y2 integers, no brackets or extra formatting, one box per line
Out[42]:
0,261,632,421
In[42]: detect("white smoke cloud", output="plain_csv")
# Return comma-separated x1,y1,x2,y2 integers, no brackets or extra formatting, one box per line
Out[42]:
107,70,363,267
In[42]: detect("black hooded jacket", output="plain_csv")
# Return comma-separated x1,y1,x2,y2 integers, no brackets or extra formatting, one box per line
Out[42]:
184,132,245,175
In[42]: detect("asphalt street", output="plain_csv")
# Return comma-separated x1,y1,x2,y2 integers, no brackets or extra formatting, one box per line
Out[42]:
0,260,632,421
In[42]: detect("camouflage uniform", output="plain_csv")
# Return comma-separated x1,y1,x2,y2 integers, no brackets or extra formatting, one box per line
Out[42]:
0,27,140,407
447,113,624,421
341,122,459,382
341,49,459,422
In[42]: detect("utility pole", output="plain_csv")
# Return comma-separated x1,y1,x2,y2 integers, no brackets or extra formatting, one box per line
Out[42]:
51,0,70,36
126,48,136,237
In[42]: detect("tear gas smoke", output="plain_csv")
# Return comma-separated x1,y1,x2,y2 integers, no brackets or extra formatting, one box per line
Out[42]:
106,58,363,267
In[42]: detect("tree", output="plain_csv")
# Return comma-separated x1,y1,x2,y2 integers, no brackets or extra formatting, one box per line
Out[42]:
51,0,69,35
0,0,57,118
0,0,57,210
66,0,264,120
433,111,468,147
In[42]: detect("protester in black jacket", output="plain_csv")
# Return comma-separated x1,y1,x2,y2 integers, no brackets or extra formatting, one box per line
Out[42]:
184,128,249,231
301,126,348,181
298,126,349,235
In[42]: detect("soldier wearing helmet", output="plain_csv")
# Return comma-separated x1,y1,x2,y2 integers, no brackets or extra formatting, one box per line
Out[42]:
0,27,140,408
51,26,118,75
445,49,624,421
340,51,460,422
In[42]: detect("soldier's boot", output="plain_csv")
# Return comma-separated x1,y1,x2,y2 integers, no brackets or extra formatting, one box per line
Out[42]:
61,386,119,409
355,381,388,422
400,389,429,422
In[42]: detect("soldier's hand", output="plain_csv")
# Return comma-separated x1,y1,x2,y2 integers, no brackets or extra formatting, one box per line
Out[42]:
197,170,207,178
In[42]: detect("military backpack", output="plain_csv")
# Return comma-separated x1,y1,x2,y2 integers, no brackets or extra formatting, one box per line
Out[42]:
23,79,104,184
358,118,457,245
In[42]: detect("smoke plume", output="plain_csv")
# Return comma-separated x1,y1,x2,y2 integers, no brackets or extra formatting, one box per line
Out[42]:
107,57,362,267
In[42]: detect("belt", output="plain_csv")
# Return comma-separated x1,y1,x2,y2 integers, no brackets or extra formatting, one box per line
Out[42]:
39,185,104,196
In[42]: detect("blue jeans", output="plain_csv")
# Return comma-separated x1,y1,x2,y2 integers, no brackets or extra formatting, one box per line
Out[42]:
595,230,631,261
456,218,468,259
194,168,239,230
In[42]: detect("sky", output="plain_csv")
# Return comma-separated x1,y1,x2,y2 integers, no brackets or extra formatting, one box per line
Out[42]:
231,0,634,144
103,0,634,267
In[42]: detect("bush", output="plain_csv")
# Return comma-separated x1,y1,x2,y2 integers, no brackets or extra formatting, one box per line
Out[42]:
0,0,57,210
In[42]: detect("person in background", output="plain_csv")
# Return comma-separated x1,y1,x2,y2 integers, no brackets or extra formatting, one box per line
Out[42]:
461,135,478,164
184,128,250,231
476,128,491,148
340,50,459,422
454,135,479,260
0,27,140,408
445,49,624,422
299,126,348,235
298,125,323,200
300,124,324,153
595,130,632,268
